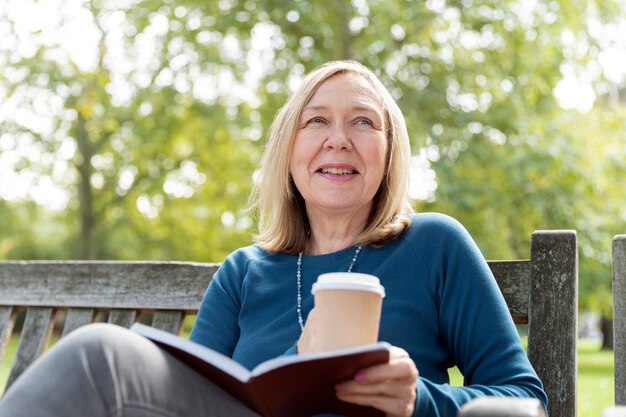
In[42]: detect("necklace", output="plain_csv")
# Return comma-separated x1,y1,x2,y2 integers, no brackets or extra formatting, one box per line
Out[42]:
296,245,362,331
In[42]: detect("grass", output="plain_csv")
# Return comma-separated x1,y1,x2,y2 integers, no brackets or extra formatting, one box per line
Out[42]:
448,338,615,417
578,339,614,417
0,335,18,394
0,335,616,415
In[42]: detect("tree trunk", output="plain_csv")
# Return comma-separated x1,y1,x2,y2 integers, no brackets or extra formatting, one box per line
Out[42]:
73,113,96,260
601,315,613,350
337,0,354,60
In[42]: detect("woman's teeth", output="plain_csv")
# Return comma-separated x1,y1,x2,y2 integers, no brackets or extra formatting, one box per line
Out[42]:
321,168,355,175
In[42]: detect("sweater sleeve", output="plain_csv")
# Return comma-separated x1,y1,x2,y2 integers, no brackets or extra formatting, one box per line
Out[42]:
188,250,246,356
410,215,547,416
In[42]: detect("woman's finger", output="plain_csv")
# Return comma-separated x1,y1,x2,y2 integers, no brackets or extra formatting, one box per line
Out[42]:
336,372,415,397
334,347,418,417
336,388,416,417
347,353,418,384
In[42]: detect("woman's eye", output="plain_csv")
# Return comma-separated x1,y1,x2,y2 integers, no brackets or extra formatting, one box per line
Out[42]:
355,118,373,126
308,117,325,124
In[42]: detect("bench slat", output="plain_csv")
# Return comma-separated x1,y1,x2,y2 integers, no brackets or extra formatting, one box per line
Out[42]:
108,309,138,328
614,235,626,405
7,307,55,389
62,308,95,337
0,306,17,367
0,261,216,311
151,311,184,334
488,260,530,322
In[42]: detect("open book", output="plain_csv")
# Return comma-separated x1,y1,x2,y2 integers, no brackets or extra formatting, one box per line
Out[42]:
131,323,390,417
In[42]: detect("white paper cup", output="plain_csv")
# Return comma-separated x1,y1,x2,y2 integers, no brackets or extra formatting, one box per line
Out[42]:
311,273,385,352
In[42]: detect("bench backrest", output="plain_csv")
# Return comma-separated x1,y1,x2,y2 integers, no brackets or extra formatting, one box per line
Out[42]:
614,235,626,406
0,231,578,417
0,261,219,389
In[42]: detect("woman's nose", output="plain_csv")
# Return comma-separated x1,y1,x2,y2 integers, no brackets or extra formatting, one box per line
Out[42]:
324,124,352,150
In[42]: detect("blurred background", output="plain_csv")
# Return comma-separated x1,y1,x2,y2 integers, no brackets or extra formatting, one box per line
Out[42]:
0,0,625,412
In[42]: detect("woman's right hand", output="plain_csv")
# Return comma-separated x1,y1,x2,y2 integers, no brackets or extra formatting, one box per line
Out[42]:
296,307,320,354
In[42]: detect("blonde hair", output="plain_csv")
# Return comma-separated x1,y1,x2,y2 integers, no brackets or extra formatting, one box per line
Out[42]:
250,60,413,254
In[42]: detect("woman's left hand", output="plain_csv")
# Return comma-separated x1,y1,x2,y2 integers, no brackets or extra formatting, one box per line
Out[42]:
335,346,418,417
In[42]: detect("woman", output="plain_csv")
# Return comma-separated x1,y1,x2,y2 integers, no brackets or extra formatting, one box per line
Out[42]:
0,61,546,417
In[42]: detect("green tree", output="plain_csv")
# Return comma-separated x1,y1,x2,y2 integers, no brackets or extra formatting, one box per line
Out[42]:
1,0,624,306
0,1,259,260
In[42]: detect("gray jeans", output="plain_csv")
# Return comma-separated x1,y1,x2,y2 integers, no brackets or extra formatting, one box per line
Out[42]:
0,323,262,417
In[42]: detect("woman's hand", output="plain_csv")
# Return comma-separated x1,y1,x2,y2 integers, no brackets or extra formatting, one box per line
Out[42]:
296,307,320,354
297,310,418,416
334,346,418,417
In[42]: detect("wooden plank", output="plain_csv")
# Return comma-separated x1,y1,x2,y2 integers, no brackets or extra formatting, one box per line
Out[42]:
6,307,55,389
0,306,17,367
614,235,626,406
151,310,184,334
528,230,577,417
488,260,530,321
0,261,216,311
62,308,95,337
108,309,137,328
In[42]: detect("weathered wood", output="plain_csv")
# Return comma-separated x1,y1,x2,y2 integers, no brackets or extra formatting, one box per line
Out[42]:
6,307,55,389
151,311,184,334
62,308,95,337
528,230,577,417
0,306,17,367
0,261,217,311
108,309,137,328
614,235,626,406
488,260,530,323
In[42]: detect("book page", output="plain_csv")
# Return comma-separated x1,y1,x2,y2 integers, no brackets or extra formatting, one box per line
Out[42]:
130,323,252,382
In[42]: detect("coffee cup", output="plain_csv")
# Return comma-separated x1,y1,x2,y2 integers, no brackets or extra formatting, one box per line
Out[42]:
311,272,385,352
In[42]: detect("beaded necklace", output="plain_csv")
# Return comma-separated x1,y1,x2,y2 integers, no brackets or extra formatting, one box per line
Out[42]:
296,245,363,331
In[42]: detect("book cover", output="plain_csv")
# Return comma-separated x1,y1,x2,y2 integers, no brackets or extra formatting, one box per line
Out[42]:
131,323,390,417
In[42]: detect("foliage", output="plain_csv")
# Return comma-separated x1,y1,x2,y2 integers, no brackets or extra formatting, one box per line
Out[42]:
0,0,625,314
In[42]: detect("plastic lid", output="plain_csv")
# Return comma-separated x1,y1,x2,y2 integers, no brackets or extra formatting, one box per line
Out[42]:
311,272,385,297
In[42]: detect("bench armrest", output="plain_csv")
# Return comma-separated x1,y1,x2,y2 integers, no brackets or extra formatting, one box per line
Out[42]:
457,397,546,417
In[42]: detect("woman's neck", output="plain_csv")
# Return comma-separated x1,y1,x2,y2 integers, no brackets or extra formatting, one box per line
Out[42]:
306,209,369,255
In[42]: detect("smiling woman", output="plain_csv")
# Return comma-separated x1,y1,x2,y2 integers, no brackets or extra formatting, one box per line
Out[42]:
288,73,389,255
252,61,414,255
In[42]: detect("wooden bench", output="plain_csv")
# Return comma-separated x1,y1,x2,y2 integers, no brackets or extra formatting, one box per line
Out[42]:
0,261,219,390
0,231,578,417
614,234,626,406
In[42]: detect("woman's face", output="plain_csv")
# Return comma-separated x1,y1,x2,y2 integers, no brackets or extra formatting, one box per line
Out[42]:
289,73,388,219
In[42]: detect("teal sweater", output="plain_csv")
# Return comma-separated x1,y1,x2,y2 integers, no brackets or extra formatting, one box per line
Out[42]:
190,213,547,416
